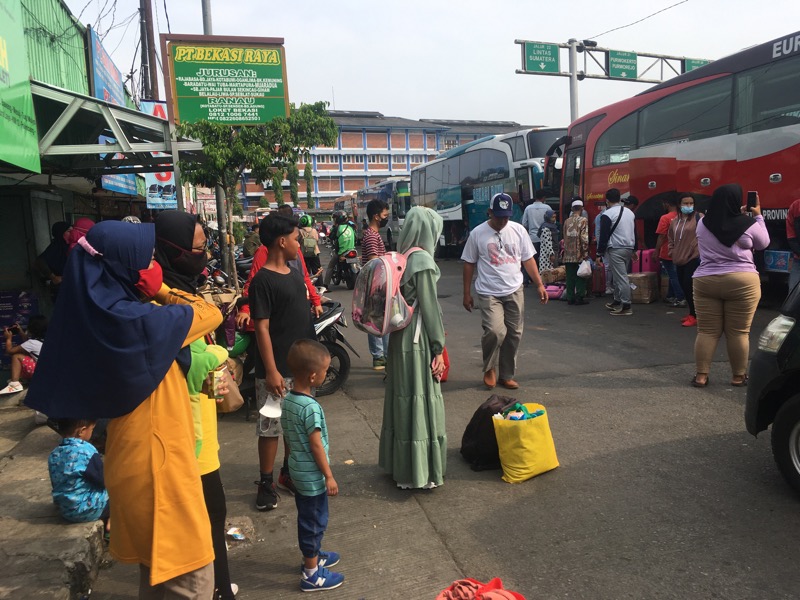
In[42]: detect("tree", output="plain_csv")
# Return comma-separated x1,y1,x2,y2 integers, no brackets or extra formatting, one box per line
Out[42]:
176,102,336,279
259,196,270,208
272,169,284,206
177,101,337,204
288,163,300,206
304,162,313,209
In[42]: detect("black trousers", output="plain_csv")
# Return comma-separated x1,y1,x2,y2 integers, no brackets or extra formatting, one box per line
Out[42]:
676,258,700,317
201,469,235,600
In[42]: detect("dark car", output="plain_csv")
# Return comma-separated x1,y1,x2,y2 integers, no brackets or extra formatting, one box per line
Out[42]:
745,284,800,492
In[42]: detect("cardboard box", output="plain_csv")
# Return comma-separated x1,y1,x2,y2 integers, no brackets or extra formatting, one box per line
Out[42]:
660,275,669,300
629,272,658,304
540,265,566,285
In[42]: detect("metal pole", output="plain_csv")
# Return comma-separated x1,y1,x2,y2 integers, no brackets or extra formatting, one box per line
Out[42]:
200,0,231,279
139,1,152,99
143,0,159,99
568,38,579,122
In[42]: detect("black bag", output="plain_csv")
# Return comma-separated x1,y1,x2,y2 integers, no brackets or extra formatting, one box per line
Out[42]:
460,394,518,471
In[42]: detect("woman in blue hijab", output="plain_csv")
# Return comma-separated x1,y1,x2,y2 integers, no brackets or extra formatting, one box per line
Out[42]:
26,220,223,596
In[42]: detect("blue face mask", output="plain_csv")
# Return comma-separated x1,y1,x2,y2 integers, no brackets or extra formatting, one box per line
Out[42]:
681,205,694,215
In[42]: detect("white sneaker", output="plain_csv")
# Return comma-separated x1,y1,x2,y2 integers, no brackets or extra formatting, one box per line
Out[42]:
604,287,614,295
0,381,23,395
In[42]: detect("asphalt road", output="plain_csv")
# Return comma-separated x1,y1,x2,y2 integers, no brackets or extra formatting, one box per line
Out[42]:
93,257,800,600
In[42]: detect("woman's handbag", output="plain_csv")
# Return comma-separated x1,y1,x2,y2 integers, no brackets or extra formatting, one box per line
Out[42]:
216,359,244,413
492,402,559,484
577,258,593,278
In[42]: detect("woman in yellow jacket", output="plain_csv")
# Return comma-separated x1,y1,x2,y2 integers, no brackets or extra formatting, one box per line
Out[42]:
26,221,221,597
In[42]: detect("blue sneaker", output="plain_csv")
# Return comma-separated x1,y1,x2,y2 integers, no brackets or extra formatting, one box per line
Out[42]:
299,550,340,572
300,566,344,592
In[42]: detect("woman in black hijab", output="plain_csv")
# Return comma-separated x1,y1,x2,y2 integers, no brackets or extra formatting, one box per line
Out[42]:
154,210,238,600
690,184,769,388
34,222,70,293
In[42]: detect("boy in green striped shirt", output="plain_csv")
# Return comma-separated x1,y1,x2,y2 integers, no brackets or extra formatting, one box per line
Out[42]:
281,339,344,592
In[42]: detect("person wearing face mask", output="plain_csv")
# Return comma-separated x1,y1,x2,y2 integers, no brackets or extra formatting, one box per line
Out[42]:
155,211,239,600
668,194,702,327
362,199,391,370
25,220,223,598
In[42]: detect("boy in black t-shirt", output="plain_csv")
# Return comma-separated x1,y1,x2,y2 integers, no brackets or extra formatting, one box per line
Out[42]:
250,213,315,511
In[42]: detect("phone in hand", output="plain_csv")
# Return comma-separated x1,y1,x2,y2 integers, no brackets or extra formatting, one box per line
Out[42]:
747,191,758,210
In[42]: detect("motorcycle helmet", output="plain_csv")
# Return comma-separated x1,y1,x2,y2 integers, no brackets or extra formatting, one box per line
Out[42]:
121,215,141,224
299,214,314,228
333,210,348,225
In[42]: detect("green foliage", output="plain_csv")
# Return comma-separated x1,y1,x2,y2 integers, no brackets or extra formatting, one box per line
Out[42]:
176,101,337,214
259,196,270,208
288,163,300,206
232,221,247,244
272,170,284,206
304,162,313,209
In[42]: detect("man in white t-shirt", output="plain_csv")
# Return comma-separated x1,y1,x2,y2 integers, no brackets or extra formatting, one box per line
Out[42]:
462,193,548,390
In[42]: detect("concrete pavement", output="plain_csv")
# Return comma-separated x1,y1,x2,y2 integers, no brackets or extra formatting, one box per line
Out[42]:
9,257,800,599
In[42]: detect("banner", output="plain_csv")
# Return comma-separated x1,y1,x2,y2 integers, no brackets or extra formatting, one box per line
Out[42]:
89,28,137,195
139,100,177,209
165,36,289,125
0,0,41,173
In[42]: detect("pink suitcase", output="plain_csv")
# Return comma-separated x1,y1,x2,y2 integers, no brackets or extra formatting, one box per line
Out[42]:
633,248,659,273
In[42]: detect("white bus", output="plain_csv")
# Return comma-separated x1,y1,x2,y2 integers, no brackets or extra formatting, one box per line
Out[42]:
410,129,560,247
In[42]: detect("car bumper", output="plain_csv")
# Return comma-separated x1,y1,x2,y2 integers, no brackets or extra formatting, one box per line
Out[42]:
745,349,783,435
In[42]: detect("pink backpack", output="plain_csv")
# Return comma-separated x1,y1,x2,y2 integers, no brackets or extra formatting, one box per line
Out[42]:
352,248,422,337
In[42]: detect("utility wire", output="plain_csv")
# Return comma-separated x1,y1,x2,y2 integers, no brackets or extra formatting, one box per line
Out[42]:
588,0,689,39
163,0,172,33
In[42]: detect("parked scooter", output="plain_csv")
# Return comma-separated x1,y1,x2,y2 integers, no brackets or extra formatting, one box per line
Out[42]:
330,249,360,290
315,300,359,396
234,300,358,413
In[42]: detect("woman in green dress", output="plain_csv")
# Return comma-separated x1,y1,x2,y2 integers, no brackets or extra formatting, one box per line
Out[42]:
378,206,447,489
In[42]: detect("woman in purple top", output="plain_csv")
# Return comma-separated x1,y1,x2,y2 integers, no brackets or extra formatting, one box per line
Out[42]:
691,184,770,388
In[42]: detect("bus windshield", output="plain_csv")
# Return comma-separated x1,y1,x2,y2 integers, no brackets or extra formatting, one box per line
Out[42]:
527,128,568,159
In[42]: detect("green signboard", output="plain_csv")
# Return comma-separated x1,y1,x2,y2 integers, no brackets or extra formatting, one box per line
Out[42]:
684,58,710,73
168,41,289,125
524,42,560,74
608,50,637,79
0,0,41,173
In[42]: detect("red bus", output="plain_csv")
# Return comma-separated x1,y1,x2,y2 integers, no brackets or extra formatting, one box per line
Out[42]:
545,30,800,274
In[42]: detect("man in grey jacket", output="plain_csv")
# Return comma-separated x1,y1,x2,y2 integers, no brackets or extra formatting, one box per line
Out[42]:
597,188,639,316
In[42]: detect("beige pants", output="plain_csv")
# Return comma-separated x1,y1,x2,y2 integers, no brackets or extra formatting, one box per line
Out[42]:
693,272,761,378
477,287,524,381
139,562,214,600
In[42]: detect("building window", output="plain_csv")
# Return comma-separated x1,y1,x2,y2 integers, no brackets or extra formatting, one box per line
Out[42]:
393,155,407,164
410,154,425,163
342,154,364,164
316,155,326,164
368,155,389,164
443,139,458,150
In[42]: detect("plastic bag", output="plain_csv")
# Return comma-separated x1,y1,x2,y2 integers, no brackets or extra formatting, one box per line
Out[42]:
577,259,593,278
492,402,559,484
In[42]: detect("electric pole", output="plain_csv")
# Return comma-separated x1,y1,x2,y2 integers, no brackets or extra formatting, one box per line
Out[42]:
139,1,152,99
143,0,159,99
201,0,232,280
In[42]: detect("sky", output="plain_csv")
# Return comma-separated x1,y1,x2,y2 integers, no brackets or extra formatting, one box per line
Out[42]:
65,0,800,128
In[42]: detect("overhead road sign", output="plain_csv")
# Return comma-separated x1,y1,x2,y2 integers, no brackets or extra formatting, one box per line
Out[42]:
608,50,637,79
683,58,711,72
524,42,560,74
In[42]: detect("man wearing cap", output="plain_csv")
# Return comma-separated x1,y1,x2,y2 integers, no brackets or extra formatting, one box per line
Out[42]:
597,188,639,316
563,198,590,305
462,193,548,390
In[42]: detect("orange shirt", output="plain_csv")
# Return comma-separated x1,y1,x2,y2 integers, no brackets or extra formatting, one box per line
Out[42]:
656,212,678,260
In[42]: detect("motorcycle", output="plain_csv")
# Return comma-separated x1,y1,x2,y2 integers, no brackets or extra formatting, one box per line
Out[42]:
331,249,360,290
315,300,359,396
232,299,358,416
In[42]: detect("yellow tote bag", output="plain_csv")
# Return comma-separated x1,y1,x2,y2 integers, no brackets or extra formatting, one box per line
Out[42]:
492,403,559,484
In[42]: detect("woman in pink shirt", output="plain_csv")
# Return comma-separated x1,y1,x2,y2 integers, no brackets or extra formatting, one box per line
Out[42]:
691,184,769,388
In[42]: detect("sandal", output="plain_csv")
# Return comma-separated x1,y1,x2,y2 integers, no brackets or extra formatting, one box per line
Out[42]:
731,376,749,387
691,375,709,388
